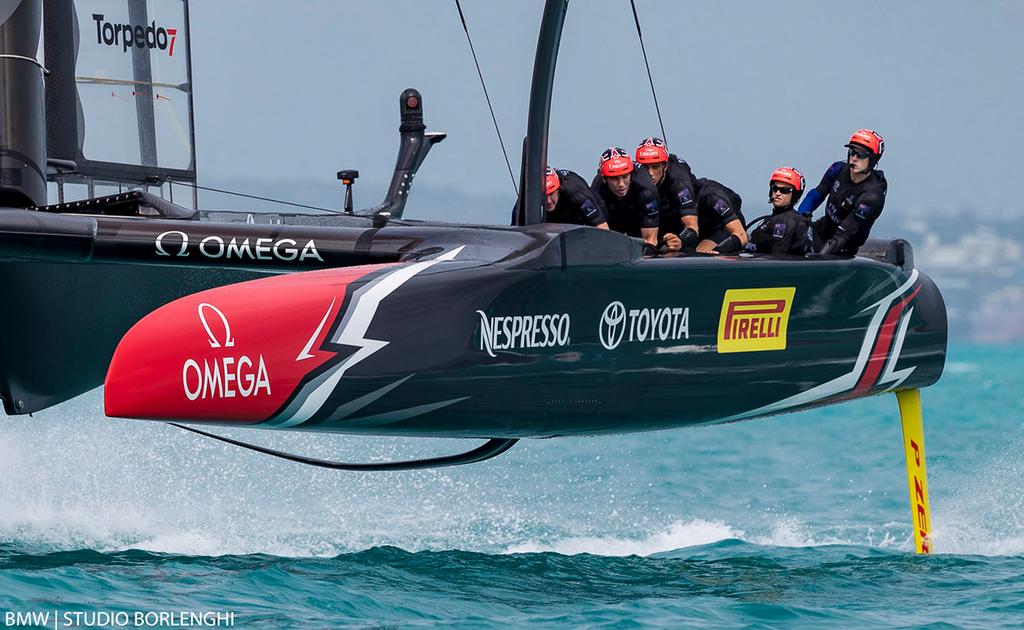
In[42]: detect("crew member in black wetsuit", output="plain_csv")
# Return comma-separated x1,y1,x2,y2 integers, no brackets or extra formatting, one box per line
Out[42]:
747,167,810,256
591,147,660,249
544,167,609,229
798,129,888,255
510,167,609,228
635,137,698,251
694,178,747,254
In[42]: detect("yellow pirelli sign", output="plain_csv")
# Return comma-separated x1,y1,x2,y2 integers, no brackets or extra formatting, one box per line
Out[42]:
717,287,796,353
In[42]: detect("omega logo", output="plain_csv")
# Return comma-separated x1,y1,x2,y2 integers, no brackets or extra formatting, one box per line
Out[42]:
197,303,234,348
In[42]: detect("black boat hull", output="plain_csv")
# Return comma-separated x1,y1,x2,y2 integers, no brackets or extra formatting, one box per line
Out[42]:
0,260,265,413
103,228,947,438
0,205,542,414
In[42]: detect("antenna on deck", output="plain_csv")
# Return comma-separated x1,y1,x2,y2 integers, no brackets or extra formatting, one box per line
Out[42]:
338,170,359,214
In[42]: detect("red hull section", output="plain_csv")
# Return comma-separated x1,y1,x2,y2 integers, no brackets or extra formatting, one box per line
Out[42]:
104,264,393,422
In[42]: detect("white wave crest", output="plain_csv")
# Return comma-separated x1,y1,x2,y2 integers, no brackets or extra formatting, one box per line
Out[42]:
505,519,741,556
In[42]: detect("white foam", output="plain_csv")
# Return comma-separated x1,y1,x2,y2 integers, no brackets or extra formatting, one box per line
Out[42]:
4,389,1022,559
752,516,823,548
929,432,1024,557
505,519,740,556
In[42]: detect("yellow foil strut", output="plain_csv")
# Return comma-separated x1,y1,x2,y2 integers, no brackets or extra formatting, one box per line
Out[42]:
897,389,932,554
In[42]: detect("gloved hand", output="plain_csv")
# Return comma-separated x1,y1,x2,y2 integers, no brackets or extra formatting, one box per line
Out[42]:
819,238,842,255
661,233,682,252
715,234,742,254
678,227,699,248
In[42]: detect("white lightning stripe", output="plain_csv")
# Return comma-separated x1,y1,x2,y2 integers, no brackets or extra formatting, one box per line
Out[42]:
326,375,413,422
338,396,471,427
273,246,465,428
716,269,920,423
860,269,920,315
296,297,337,361
878,307,916,390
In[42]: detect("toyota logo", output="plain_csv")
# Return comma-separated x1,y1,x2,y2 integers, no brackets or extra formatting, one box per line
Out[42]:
599,301,626,350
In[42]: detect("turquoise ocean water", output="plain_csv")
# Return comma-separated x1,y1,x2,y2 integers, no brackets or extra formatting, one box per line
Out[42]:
1,344,1022,627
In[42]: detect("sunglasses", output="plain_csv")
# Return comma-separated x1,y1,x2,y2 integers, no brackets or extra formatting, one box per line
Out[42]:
848,147,872,160
770,184,794,195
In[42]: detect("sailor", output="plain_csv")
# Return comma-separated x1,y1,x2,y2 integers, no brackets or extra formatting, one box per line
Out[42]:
543,167,609,229
694,178,748,254
635,137,699,251
747,167,810,256
798,129,888,255
591,147,661,250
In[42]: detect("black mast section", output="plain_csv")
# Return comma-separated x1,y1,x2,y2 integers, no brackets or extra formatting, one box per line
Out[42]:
517,0,568,226
0,0,47,207
127,0,158,168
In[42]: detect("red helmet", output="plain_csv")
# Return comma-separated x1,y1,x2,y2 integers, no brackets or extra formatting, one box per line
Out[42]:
545,167,560,195
635,137,669,164
769,167,805,192
600,147,634,177
845,129,885,159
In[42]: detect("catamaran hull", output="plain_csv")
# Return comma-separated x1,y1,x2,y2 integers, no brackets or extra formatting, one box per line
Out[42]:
104,247,946,438
0,207,539,414
0,259,265,413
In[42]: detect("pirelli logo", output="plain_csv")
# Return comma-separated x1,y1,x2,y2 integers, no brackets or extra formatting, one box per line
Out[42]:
717,287,796,353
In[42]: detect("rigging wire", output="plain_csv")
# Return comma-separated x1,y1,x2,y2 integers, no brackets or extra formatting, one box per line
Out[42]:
455,0,519,196
179,182,343,214
629,0,667,144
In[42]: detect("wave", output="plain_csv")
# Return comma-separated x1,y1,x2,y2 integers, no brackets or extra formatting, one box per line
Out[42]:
4,375,1024,560
503,517,858,556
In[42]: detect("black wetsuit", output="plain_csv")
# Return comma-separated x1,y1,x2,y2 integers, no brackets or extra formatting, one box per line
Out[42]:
509,169,608,227
695,178,745,244
799,161,887,255
591,166,660,237
546,169,607,227
748,207,809,256
653,155,699,237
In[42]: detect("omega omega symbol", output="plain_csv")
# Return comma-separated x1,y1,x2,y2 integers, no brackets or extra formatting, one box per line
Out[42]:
155,230,189,257
599,301,626,350
197,303,235,349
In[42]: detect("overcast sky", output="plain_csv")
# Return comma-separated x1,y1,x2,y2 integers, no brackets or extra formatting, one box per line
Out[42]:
188,1,1024,223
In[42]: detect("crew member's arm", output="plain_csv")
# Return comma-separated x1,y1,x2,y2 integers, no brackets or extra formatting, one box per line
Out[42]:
819,195,883,255
634,172,659,248
580,198,610,229
702,195,747,254
798,161,843,216
747,218,772,253
641,226,659,247
669,178,700,247
714,219,748,253
638,185,661,247
586,176,613,231
658,214,695,252
571,189,610,230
